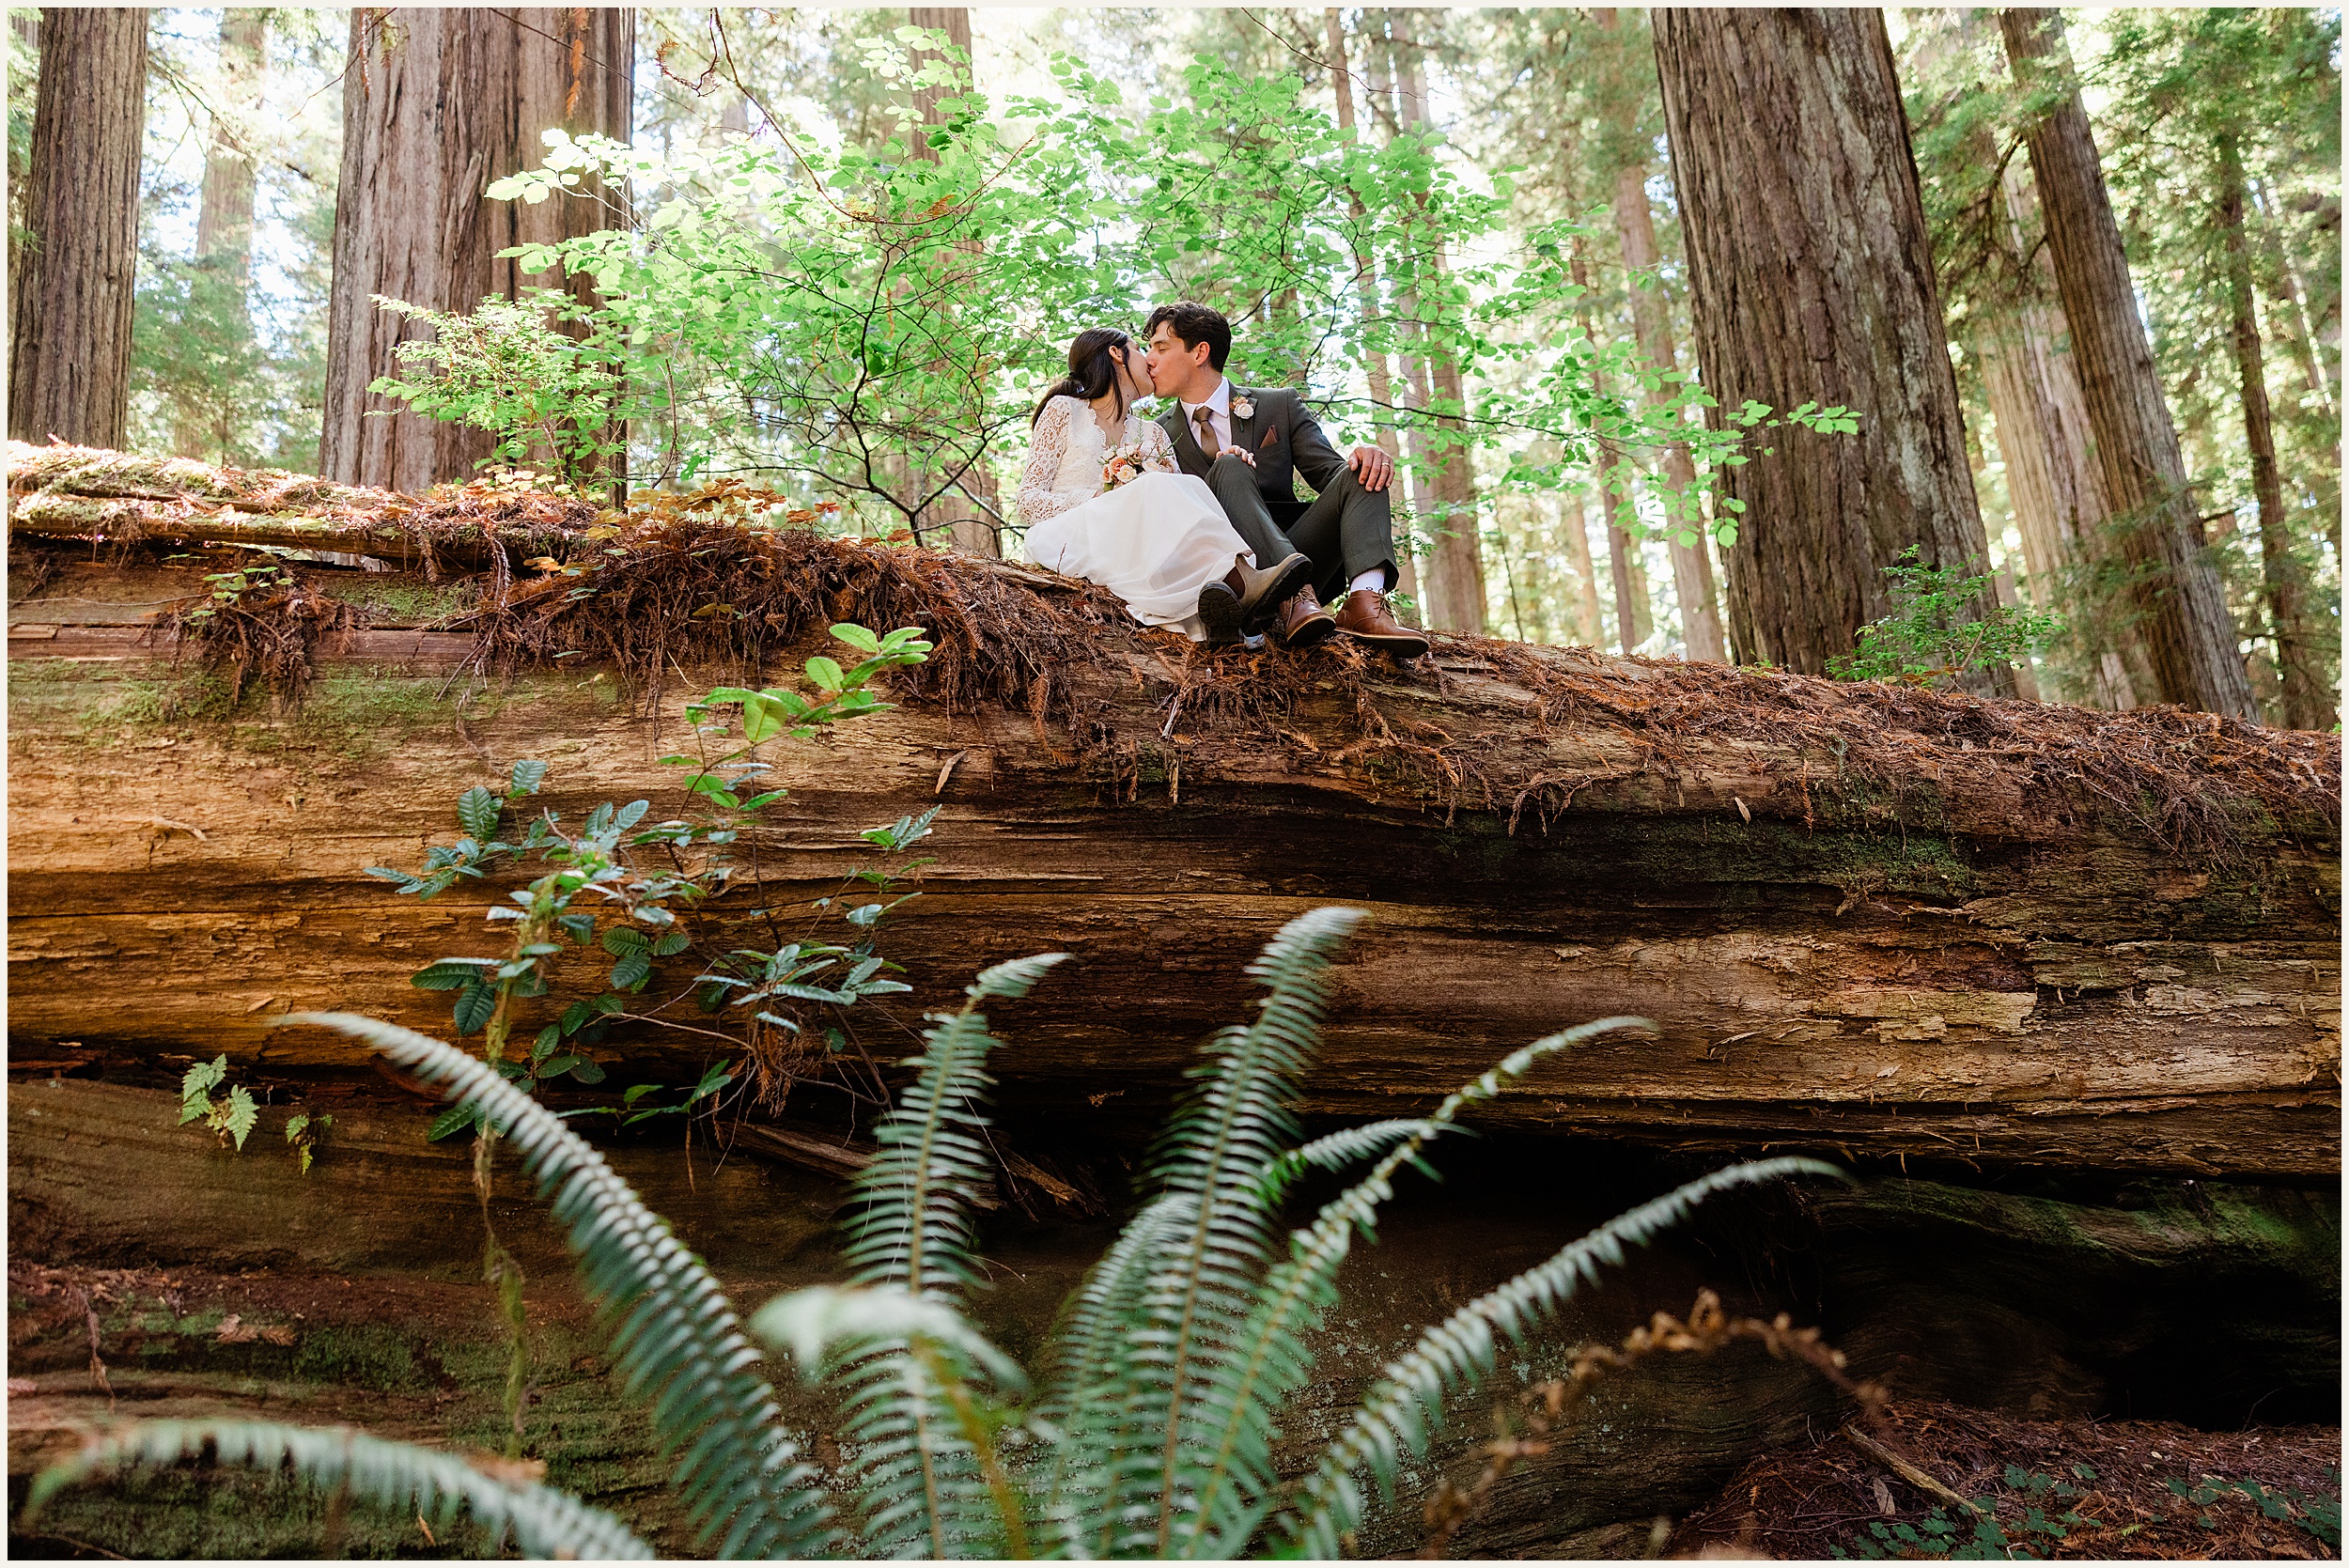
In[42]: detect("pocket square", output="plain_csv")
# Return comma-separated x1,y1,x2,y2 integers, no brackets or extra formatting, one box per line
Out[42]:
1258,426,1279,450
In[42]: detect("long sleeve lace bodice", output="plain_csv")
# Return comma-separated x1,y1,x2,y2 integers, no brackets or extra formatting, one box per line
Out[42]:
1017,396,1176,528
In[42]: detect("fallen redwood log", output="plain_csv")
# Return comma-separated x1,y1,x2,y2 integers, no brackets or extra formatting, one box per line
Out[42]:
7,441,599,569
7,496,2340,1179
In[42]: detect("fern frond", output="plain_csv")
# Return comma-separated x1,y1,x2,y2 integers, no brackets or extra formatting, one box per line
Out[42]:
1252,1119,1453,1207
1091,907,1363,1558
841,953,1067,1302
785,955,1060,1559
1174,1017,1653,1557
1270,1156,1846,1558
279,1013,838,1559
752,1283,1032,1559
26,1420,652,1560
1031,1190,1196,1556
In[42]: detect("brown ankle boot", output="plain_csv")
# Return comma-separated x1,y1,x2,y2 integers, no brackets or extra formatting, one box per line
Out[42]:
1275,586,1339,649
1331,589,1430,657
1229,552,1316,634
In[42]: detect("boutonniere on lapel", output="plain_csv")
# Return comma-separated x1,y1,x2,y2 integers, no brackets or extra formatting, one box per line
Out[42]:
1229,394,1255,420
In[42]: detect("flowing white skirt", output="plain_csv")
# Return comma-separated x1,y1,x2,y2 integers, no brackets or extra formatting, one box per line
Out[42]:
1023,472,1253,642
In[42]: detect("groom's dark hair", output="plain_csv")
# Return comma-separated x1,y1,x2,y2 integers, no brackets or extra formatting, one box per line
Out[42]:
1146,302,1231,372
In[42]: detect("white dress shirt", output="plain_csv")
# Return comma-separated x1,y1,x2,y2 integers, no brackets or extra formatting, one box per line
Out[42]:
1178,378,1234,458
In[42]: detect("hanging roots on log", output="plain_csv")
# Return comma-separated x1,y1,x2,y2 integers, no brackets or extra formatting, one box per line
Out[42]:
147,565,366,712
444,511,2338,862
16,446,2336,860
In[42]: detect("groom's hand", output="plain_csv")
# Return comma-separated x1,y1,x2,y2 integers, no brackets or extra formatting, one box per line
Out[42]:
1348,444,1395,492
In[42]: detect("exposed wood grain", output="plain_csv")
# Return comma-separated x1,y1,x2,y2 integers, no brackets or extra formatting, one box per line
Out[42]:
8,610,2337,1176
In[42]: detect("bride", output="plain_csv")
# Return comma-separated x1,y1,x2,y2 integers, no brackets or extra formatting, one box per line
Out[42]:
1018,329,1309,644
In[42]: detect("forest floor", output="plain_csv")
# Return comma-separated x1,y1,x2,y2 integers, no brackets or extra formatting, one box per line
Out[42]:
1669,1397,2341,1560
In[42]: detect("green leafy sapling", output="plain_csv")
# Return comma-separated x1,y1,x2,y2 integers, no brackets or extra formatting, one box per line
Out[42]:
366,290,628,493
179,1056,258,1152
367,624,934,1139
1828,548,2065,690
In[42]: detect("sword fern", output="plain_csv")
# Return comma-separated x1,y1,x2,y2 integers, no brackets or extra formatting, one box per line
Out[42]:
29,908,1849,1559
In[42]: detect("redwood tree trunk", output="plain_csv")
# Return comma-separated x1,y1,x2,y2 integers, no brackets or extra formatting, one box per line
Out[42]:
1325,8,1417,613
1608,159,1726,662
902,7,1000,558
177,8,267,461
1653,8,2010,691
320,8,635,493
1561,484,1608,648
1390,11,1486,634
2217,132,2327,732
1975,157,2149,711
1996,8,2256,721
8,8,148,450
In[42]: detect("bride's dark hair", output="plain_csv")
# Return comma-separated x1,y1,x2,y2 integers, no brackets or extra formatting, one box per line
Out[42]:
1032,328,1137,427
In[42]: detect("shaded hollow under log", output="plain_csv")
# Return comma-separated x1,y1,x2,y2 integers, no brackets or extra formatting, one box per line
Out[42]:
5,494,2340,1179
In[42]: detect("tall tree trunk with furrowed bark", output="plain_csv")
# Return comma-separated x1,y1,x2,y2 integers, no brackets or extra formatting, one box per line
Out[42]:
1654,8,2010,691
1593,7,1723,663
178,8,269,461
8,8,148,450
1325,8,1417,613
2217,132,2328,732
1973,147,2150,712
901,7,1000,557
1388,11,1486,634
1995,8,2256,720
321,8,635,494
1608,160,1725,662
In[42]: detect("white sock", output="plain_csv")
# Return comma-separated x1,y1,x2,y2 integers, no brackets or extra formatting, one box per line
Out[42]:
1348,568,1385,596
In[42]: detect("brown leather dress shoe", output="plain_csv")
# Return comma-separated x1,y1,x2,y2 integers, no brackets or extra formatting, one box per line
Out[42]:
1274,586,1339,649
1332,589,1430,657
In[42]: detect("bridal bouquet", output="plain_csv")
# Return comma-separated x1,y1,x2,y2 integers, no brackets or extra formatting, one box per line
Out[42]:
1100,442,1151,493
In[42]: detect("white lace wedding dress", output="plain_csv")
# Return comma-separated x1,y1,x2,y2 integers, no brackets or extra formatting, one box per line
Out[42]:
1018,395,1252,641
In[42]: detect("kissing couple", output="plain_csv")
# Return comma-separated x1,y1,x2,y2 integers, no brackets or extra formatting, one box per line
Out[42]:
1016,302,1429,658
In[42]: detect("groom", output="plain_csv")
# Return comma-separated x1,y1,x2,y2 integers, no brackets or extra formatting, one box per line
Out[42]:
1143,303,1429,657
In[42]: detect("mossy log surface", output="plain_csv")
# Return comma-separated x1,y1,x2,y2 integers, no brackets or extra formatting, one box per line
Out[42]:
11,566,2340,1179
8,441,594,568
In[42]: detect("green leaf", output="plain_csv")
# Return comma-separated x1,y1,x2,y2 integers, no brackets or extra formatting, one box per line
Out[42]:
221,1087,259,1152
458,786,502,841
508,760,550,798
654,932,692,957
610,951,653,991
453,980,500,1035
25,1419,654,1560
567,1057,607,1085
830,623,881,654
533,1024,564,1061
602,927,650,955
181,1055,227,1105
276,1012,843,1556
412,958,496,991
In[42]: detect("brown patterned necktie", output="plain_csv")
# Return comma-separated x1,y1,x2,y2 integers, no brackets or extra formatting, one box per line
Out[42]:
1191,405,1219,458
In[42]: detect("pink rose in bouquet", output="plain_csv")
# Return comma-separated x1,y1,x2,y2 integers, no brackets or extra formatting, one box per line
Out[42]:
1100,442,1150,493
